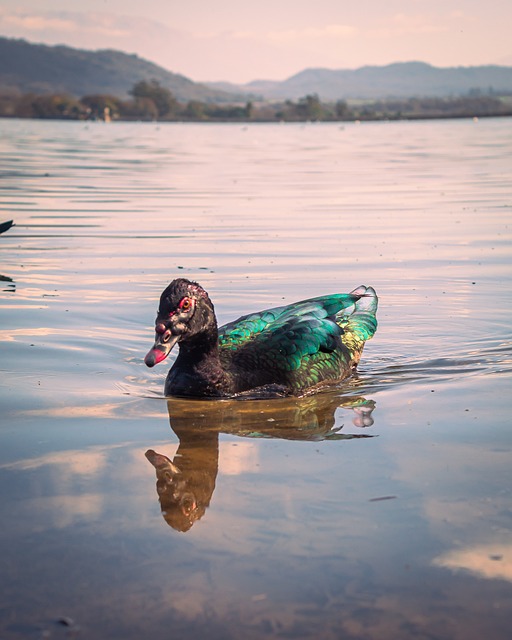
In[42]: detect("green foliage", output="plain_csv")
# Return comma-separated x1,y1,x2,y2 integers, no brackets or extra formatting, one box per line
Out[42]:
275,95,334,121
125,97,159,120
297,94,323,120
202,103,251,120
14,93,85,119
183,100,206,119
129,80,178,117
81,94,124,119
335,100,349,118
1,83,511,122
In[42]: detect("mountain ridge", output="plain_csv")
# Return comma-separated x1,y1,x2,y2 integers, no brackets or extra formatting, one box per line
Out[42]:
1,37,512,102
206,61,512,100
0,36,238,103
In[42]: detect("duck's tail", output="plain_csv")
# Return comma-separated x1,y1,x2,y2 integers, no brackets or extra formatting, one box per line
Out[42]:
337,286,378,364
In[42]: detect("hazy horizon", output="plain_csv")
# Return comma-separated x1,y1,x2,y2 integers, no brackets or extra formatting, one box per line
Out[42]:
1,1,511,84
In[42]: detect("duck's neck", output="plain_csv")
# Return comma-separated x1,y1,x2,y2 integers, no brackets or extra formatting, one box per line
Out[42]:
177,326,220,366
170,301,233,397
173,324,231,396
176,298,222,368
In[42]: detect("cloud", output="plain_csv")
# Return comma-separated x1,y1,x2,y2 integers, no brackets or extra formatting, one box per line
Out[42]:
224,12,457,44
0,6,506,82
68,12,132,38
434,543,512,583
1,447,109,474
389,13,449,34
219,441,259,476
0,8,342,81
365,12,454,39
231,24,358,44
0,9,134,39
2,13,77,33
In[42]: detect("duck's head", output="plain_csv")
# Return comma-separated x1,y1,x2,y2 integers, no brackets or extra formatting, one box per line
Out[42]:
144,278,215,368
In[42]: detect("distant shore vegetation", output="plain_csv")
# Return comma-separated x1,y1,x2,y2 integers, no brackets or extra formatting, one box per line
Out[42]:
1,79,511,123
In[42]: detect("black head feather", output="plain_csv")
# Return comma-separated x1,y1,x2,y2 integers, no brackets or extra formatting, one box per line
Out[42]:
157,279,216,343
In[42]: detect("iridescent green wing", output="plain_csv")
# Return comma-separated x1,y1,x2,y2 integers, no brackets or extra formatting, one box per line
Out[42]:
218,294,365,392
244,312,341,366
218,289,378,393
218,293,361,351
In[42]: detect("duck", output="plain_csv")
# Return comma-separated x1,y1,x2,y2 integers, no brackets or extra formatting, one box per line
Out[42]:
145,278,378,398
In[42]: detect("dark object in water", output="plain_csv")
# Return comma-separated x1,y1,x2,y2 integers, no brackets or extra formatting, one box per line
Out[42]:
0,220,14,234
145,278,378,398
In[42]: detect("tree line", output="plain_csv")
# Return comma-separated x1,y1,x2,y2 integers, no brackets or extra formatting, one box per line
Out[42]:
1,79,511,122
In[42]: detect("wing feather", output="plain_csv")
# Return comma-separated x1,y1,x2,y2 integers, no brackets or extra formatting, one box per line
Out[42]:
218,293,360,350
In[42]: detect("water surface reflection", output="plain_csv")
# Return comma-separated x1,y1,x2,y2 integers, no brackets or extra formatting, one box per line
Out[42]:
146,395,375,531
1,118,511,639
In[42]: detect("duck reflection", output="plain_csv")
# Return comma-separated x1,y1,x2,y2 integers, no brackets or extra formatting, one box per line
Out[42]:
146,393,375,532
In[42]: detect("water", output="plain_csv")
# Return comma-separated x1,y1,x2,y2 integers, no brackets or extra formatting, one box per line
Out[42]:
0,117,511,639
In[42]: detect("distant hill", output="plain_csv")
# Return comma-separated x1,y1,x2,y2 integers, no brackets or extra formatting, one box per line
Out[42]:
208,79,279,97
2,37,512,104
207,62,512,100
0,37,238,103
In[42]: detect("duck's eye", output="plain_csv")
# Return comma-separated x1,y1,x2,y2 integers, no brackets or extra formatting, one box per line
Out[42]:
179,297,192,312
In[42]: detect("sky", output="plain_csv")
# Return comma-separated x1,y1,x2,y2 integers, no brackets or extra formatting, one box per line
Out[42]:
0,1,511,84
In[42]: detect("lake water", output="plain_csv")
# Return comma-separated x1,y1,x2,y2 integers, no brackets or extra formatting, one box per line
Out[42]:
0,117,511,639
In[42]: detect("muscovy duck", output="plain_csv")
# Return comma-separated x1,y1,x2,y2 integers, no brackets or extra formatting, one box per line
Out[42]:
145,278,378,398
